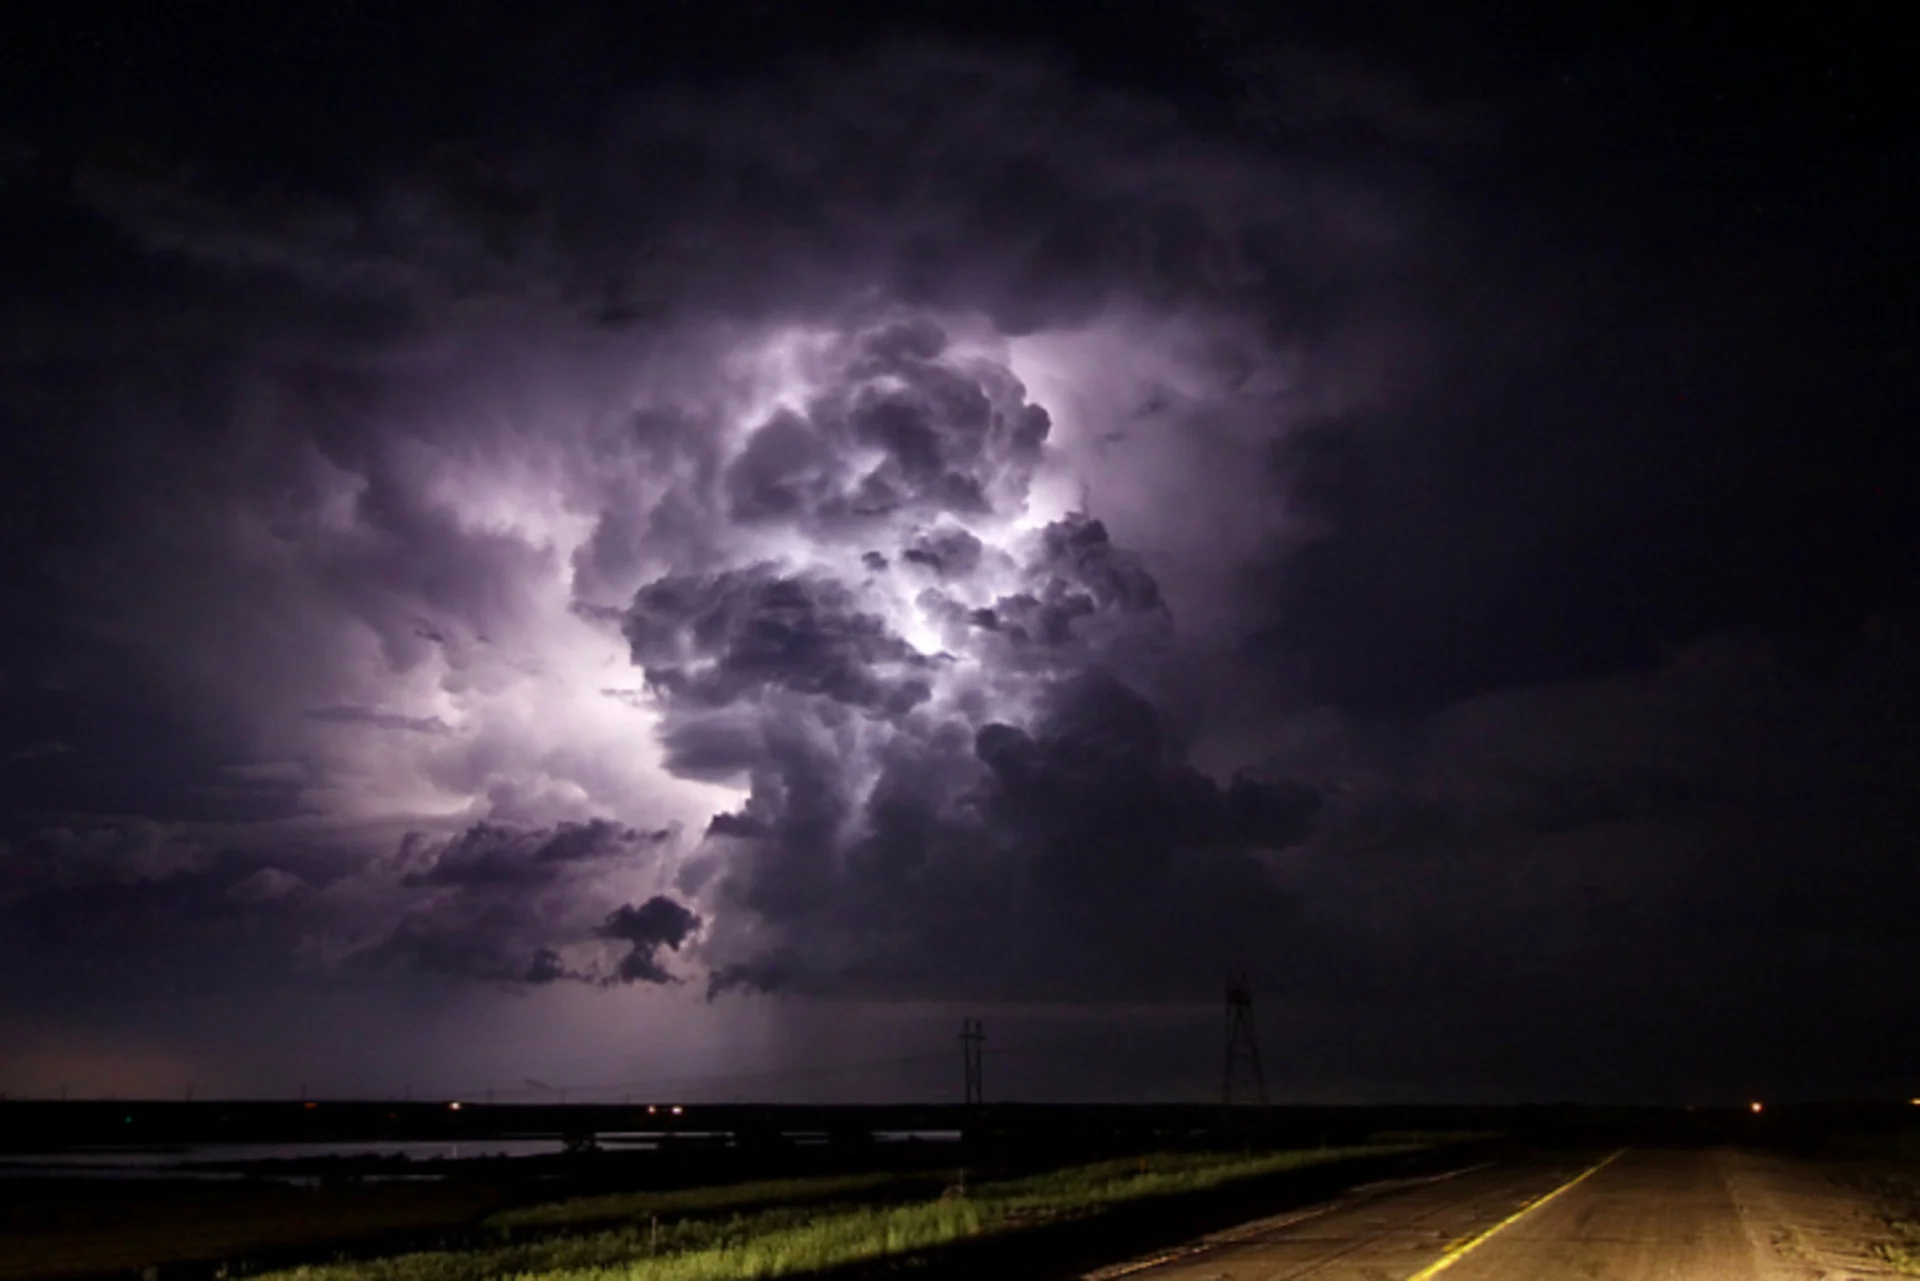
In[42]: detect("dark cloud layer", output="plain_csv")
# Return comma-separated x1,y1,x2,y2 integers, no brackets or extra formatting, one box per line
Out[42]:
626,569,932,715
599,896,702,985
400,819,669,890
321,820,696,988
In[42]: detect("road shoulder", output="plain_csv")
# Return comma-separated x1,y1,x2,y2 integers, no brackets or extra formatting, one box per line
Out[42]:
1721,1148,1906,1279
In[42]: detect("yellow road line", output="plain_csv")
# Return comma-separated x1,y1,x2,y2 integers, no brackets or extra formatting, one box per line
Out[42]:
1403,1149,1624,1280
1080,1160,1499,1279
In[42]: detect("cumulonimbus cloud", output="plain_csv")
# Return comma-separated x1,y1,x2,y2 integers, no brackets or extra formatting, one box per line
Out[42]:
5,40,1420,1010
578,317,1324,1000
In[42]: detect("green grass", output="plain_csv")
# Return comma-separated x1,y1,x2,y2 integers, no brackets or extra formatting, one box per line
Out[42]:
527,1200,985,1281
255,1144,1415,1281
981,1146,1406,1213
487,1172,920,1232
1877,1240,1920,1276
1873,1197,1920,1276
247,1208,814,1281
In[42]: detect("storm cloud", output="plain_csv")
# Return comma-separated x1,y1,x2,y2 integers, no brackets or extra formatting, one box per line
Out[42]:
300,819,695,989
1,4,1911,1103
623,494,1321,999
599,896,703,986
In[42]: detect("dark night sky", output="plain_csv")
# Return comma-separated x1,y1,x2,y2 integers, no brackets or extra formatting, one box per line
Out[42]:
0,1,1914,1105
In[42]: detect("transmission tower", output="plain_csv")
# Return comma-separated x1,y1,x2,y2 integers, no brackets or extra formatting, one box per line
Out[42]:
1221,969,1268,1112
960,1017,985,1107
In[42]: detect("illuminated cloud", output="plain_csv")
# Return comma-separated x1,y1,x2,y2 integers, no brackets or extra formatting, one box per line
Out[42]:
4,12,1908,1105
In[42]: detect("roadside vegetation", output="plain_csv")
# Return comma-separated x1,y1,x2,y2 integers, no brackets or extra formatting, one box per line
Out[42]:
1879,1238,1920,1275
1813,1129,1920,1275
486,1171,922,1232
1868,1165,1920,1274
256,1144,1418,1281
1866,1176,1920,1275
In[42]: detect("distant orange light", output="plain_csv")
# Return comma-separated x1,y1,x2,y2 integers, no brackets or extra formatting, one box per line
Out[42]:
1749,1101,1764,1114
647,1104,657,1114
304,1101,318,1110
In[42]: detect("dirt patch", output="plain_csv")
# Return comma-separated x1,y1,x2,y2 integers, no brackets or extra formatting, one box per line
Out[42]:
1720,1148,1905,1279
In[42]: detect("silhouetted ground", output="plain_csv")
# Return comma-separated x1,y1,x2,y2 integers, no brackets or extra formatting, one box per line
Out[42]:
5,1102,1918,1280
0,1179,510,1281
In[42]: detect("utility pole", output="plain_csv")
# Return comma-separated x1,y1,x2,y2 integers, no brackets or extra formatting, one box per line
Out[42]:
960,1018,985,1108
1222,969,1268,1118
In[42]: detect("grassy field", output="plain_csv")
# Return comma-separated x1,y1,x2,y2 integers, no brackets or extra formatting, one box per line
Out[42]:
487,1171,924,1232
258,1145,1415,1281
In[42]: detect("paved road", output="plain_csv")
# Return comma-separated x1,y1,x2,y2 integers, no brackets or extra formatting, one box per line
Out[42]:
1087,1148,1897,1280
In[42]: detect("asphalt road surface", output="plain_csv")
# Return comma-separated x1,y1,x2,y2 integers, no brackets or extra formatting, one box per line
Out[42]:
1086,1147,1900,1280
